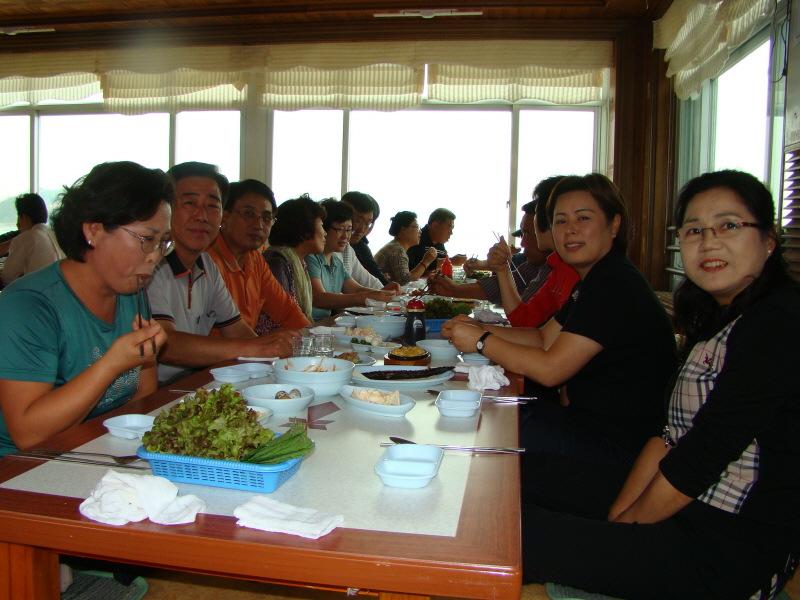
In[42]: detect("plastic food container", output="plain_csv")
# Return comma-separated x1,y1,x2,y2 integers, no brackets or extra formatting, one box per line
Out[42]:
374,444,444,488
137,446,303,493
416,339,461,360
435,390,482,418
425,318,448,333
103,414,155,439
231,362,272,379
209,367,251,383
241,384,315,413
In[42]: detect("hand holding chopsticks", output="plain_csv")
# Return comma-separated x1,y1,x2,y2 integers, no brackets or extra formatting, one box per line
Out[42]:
136,275,159,358
490,232,527,285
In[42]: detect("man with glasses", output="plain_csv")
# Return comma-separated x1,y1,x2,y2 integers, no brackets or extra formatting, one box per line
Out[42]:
148,162,299,385
208,179,310,335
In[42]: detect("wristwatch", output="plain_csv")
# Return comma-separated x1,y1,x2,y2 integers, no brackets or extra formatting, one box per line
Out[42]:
475,331,493,355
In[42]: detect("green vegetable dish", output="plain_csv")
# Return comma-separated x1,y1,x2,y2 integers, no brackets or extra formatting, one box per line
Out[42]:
143,384,314,465
424,298,473,319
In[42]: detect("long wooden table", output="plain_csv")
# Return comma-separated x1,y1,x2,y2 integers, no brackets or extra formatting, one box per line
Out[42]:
0,366,522,600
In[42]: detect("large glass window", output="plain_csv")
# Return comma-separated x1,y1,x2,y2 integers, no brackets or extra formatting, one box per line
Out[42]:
349,110,512,255
0,116,31,235
175,111,241,181
272,110,343,203
39,113,170,208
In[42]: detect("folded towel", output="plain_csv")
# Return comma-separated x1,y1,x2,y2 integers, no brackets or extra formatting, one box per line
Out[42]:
454,364,510,390
79,469,205,526
473,309,507,324
234,496,343,539
364,299,386,308
308,326,334,335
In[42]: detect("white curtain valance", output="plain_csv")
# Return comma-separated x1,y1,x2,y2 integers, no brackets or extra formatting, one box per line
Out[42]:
0,40,613,112
654,0,772,100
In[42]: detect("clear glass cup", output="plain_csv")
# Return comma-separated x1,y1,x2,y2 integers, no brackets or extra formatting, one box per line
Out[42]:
293,337,315,357
312,334,334,358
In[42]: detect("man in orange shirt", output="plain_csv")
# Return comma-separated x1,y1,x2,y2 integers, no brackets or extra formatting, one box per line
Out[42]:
208,179,310,333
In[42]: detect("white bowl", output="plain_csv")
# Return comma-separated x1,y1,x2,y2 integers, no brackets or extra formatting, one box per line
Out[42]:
334,316,357,328
461,352,491,365
272,357,355,397
231,362,272,379
354,316,405,340
339,385,416,418
246,405,274,427
350,338,375,352
241,384,315,413
435,390,482,418
103,414,155,439
416,339,461,360
336,332,367,345
374,444,443,488
210,366,252,383
369,342,402,356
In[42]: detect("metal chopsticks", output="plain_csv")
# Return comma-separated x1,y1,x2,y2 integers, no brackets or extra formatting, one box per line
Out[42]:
12,453,150,470
138,275,157,357
379,443,524,454
492,231,527,286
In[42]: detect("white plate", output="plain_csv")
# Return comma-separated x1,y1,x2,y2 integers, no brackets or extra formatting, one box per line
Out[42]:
352,365,456,389
339,385,416,418
333,352,376,366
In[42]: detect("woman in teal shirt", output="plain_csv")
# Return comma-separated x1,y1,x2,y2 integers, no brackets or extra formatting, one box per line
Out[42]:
0,162,173,456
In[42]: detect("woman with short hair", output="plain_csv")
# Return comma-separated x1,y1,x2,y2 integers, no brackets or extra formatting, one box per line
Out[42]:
0,161,171,456
375,211,438,285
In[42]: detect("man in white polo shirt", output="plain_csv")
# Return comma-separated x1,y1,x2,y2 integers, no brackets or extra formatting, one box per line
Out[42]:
148,162,299,385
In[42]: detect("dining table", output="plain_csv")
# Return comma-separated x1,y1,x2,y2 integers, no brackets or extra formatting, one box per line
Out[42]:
0,336,523,600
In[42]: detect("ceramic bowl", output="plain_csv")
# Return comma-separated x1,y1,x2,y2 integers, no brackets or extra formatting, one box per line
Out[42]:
416,339,461,360
209,367,251,383
241,384,315,413
272,357,355,397
354,315,405,340
368,342,402,356
435,390,482,418
374,444,444,488
230,362,272,379
103,414,155,439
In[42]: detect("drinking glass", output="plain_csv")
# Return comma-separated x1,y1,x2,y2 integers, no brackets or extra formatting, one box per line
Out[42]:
293,337,314,357
312,334,334,358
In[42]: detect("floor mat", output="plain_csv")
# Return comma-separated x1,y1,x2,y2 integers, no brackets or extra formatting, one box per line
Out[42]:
62,570,148,600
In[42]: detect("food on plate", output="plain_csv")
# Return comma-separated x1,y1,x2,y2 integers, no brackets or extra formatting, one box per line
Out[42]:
424,298,473,319
334,351,362,363
389,346,428,358
345,326,384,346
471,271,491,279
350,388,401,406
143,384,275,461
242,419,315,465
282,359,338,372
275,389,303,399
361,366,455,380
409,288,426,297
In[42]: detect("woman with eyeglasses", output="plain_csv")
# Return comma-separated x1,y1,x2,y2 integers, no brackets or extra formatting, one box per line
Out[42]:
521,170,800,600
0,161,171,457
443,174,677,466
305,199,398,321
375,211,439,285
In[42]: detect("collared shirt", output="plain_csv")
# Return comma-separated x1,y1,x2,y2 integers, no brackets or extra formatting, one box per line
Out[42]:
207,235,309,331
148,251,241,384
477,253,552,306
506,252,581,328
336,243,382,290
407,225,445,272
305,252,351,321
1,223,64,285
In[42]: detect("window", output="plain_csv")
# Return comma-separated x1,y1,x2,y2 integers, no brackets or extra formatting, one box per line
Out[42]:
175,111,241,181
0,115,30,235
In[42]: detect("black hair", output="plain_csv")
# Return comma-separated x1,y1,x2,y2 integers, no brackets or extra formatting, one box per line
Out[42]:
427,208,456,226
320,199,355,231
341,191,376,217
226,179,277,212
50,161,174,262
530,175,566,233
268,194,326,247
389,211,417,236
672,170,795,355
546,173,629,254
167,162,230,205
15,193,48,225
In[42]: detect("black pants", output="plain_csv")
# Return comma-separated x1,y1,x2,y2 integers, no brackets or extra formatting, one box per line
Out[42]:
521,453,796,600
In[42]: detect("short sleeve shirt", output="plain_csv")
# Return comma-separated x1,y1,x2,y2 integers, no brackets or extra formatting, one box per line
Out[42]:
0,262,141,456
305,253,351,321
147,251,241,383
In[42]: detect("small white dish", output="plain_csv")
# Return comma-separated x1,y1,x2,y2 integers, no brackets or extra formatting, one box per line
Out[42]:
350,338,375,352
339,385,416,418
210,366,252,383
460,352,491,365
241,384,315,413
368,342,402,356
374,444,444,488
103,414,155,439
416,339,461,360
334,316,357,328
246,405,274,427
435,390,482,418
231,362,272,379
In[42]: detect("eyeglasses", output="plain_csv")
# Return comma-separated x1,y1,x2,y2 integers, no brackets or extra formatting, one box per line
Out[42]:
120,227,174,255
330,226,354,236
675,221,760,244
230,208,276,224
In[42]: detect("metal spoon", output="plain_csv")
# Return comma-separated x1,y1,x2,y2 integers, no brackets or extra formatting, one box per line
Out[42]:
425,390,533,404
386,436,524,454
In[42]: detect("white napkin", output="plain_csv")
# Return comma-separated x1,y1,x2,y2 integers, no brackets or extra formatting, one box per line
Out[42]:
473,309,507,324
364,299,386,308
308,326,334,335
79,469,206,526
234,496,343,539
454,364,510,391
